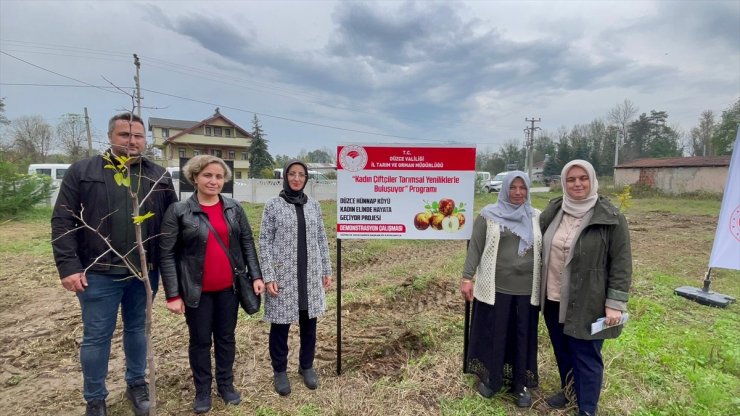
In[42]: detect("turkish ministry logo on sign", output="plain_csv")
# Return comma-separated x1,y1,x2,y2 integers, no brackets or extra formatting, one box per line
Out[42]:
336,144,476,240
730,205,740,242
338,144,368,172
709,128,740,270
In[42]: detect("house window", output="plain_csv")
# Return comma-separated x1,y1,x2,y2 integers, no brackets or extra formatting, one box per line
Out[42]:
225,128,232,137
193,149,201,156
228,150,235,160
178,148,186,158
235,171,242,179
162,128,170,138
214,127,222,136
205,126,212,136
241,151,248,161
212,149,222,158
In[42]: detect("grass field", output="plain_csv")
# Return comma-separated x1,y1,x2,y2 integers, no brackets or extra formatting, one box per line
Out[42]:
0,192,737,415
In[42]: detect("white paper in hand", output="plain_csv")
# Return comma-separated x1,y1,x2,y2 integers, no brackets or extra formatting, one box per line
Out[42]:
590,313,630,335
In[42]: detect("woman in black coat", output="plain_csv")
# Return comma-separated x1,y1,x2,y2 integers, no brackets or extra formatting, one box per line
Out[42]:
160,155,263,413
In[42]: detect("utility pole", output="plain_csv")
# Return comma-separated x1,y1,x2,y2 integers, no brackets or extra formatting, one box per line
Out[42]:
523,128,530,174
84,107,93,157
614,128,622,167
524,117,541,180
133,54,142,118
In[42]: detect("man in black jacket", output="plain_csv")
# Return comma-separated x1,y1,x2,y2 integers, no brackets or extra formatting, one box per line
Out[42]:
51,113,177,416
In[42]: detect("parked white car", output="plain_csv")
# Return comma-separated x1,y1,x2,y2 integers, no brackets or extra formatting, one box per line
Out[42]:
485,171,516,193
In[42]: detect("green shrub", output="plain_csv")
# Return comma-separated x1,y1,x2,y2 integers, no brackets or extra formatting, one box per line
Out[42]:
0,162,53,218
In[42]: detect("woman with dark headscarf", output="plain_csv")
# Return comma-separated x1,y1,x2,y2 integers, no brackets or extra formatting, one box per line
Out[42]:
259,160,332,396
540,160,632,416
460,171,541,408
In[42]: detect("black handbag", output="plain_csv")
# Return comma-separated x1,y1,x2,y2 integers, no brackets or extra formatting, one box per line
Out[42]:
202,217,261,315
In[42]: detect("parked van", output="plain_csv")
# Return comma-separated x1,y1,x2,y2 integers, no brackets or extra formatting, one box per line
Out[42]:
165,167,180,181
27,163,70,207
28,163,71,180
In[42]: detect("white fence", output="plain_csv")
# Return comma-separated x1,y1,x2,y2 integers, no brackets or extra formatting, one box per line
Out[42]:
45,179,338,207
176,179,338,203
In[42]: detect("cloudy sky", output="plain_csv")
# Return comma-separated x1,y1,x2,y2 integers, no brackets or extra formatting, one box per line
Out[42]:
1,0,738,158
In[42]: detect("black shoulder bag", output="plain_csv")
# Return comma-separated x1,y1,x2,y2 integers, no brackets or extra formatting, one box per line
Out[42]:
202,216,261,315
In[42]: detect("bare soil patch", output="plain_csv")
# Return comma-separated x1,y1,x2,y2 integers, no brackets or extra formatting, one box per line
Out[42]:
0,211,726,415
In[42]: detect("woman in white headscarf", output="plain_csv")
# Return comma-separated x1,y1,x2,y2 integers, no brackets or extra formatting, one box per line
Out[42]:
460,171,541,408
539,160,632,416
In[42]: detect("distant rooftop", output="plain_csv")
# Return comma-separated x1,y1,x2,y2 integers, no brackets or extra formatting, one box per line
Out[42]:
148,117,199,130
616,156,731,169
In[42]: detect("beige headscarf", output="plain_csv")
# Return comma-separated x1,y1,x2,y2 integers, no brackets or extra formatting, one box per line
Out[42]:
560,159,598,218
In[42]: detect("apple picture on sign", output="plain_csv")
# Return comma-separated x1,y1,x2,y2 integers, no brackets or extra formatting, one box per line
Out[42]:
414,198,466,233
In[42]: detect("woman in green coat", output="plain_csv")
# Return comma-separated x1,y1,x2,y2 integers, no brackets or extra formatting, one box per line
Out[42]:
540,160,632,416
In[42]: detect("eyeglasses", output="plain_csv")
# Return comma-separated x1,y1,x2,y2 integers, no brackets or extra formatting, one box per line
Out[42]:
288,172,306,179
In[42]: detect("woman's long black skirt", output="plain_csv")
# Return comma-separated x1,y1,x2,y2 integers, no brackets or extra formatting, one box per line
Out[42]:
465,293,539,392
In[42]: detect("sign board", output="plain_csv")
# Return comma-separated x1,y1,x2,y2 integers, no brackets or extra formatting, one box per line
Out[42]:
709,130,740,270
336,144,476,239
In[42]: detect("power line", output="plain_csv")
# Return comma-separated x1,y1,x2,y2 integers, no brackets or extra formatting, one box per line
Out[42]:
139,87,445,142
0,51,129,97
1,82,125,88
0,52,446,142
0,40,504,131
2,46,519,147
1,83,515,146
1,40,370,115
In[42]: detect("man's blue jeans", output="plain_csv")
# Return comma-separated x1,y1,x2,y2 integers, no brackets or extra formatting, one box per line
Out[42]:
77,272,154,402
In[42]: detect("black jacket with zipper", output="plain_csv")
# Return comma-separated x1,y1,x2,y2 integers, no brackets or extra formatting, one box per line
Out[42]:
51,153,177,279
159,193,262,307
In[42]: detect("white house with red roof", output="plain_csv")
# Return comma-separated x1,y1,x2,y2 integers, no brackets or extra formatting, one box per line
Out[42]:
149,108,254,179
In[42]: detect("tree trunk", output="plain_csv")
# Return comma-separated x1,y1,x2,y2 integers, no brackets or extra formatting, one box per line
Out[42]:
133,195,157,415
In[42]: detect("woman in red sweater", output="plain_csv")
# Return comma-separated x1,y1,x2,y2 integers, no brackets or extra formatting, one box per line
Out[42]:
159,155,263,413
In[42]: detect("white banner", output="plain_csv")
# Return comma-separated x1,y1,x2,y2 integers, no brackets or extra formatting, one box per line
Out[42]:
708,129,740,270
336,144,476,240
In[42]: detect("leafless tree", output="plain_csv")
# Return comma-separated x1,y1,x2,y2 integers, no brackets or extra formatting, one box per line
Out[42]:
10,115,55,162
607,99,639,145
689,110,716,156
57,113,87,162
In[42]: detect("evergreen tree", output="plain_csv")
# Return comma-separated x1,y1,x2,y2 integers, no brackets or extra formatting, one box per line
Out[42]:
553,136,572,173
542,157,560,177
645,111,681,158
712,98,740,155
625,110,681,161
625,113,651,161
585,120,613,176
273,154,292,169
306,148,334,163
534,133,557,164
498,140,525,170
248,114,274,178
0,98,9,126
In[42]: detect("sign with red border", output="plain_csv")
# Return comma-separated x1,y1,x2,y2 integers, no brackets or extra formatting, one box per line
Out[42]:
336,144,476,239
